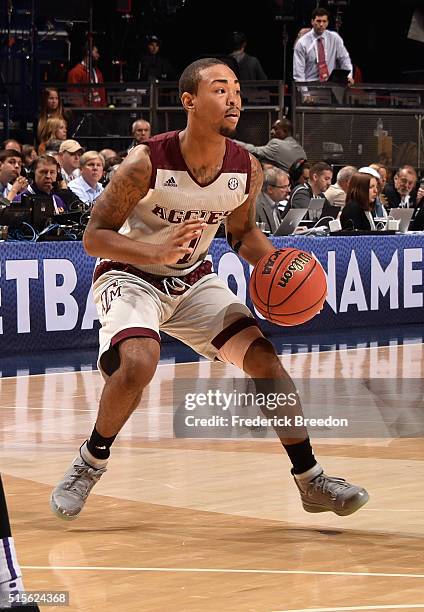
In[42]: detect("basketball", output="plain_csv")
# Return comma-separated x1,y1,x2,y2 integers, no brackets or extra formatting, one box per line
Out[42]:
249,248,327,326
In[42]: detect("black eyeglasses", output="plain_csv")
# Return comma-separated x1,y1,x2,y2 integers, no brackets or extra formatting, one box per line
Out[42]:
270,184,289,188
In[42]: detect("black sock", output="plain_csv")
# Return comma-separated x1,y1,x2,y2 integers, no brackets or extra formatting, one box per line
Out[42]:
0,476,11,538
87,427,117,460
283,438,317,475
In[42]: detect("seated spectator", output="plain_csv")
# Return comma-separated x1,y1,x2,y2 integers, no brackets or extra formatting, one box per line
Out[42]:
289,159,310,187
99,148,118,162
2,139,22,152
67,44,106,107
236,118,306,173
58,139,84,184
103,155,124,186
370,163,389,188
288,161,332,209
37,87,72,144
22,144,38,172
13,155,74,213
38,118,67,154
324,165,357,207
136,35,176,82
383,165,422,209
68,151,104,205
256,167,291,234
0,149,28,201
229,31,267,80
340,172,378,230
44,139,64,159
359,166,387,218
128,119,151,152
369,162,389,208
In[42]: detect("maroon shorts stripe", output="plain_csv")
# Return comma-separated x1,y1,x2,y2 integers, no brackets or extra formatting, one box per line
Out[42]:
211,317,259,350
111,327,161,347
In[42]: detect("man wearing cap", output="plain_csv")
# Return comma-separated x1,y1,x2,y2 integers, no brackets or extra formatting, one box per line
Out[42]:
58,139,84,185
136,35,176,82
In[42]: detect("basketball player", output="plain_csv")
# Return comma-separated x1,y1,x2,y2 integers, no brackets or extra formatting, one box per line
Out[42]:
51,58,368,520
0,476,40,611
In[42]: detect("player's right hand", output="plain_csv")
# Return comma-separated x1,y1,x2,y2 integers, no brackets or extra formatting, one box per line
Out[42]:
154,219,207,264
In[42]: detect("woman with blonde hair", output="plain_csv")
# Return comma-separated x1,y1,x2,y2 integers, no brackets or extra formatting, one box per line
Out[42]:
37,87,70,142
38,117,67,154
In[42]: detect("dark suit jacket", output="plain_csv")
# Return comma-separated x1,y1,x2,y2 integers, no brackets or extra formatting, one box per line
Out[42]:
340,200,371,230
255,192,280,234
383,182,418,209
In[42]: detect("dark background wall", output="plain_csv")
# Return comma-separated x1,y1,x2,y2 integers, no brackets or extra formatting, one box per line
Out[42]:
1,0,423,85
56,0,424,84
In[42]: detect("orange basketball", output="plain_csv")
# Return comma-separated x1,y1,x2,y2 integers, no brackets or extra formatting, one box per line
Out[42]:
249,248,327,326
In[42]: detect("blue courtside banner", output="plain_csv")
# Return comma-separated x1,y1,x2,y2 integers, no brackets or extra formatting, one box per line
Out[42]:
1,235,424,353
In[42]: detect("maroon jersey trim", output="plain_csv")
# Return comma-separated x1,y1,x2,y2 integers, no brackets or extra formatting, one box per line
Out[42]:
145,131,251,192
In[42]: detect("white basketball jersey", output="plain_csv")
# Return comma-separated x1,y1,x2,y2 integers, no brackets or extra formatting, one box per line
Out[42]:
120,131,251,276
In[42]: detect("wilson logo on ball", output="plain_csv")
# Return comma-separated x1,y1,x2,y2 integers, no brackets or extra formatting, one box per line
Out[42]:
278,252,312,288
249,248,327,327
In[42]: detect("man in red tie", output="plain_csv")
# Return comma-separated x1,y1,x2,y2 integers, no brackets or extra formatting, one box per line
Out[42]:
293,8,354,87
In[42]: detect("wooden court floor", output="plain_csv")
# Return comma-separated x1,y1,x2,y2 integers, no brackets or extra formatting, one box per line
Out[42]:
1,343,424,612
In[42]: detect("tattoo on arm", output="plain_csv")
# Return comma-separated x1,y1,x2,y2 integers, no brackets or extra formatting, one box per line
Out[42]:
245,154,263,231
89,147,152,230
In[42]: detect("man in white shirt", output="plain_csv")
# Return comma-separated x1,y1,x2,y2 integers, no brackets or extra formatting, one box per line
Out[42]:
68,151,104,205
58,139,84,184
293,7,353,101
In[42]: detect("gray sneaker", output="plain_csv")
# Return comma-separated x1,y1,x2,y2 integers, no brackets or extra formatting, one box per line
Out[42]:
295,472,369,516
50,450,107,520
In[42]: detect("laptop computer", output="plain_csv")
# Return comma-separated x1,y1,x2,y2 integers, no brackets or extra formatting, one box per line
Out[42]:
410,205,424,231
0,203,32,228
54,210,85,225
328,69,350,85
308,197,325,221
31,195,56,231
273,209,308,236
389,208,414,233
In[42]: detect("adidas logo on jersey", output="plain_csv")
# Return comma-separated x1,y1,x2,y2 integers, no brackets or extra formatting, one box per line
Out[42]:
163,176,178,187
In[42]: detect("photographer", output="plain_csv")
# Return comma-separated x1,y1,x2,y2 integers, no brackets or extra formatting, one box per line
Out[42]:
12,155,82,212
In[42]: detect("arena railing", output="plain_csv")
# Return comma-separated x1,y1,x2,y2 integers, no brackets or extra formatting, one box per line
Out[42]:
3,80,284,150
291,82,424,170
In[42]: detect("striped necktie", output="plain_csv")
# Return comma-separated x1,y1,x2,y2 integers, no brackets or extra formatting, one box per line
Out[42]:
317,38,329,81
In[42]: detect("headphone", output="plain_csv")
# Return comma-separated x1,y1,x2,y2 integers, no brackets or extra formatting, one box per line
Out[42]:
289,158,308,186
27,155,63,185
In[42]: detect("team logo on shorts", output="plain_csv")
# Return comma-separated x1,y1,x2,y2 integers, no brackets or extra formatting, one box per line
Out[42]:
100,280,122,315
228,177,239,190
